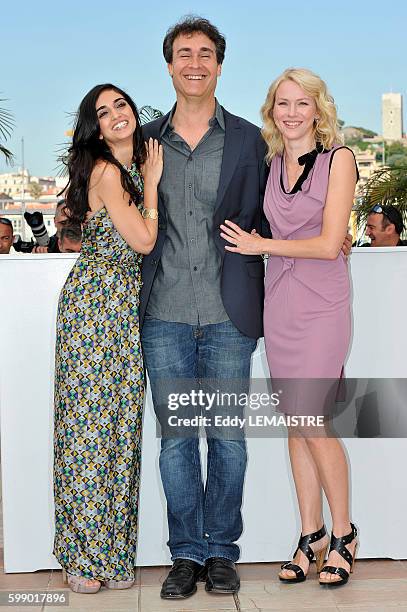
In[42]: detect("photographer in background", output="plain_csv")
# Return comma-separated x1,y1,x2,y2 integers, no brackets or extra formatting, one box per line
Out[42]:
0,217,14,254
31,200,69,253
58,224,82,253
364,205,406,247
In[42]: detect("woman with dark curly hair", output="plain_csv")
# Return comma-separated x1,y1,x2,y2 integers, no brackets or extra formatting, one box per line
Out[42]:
53,83,162,594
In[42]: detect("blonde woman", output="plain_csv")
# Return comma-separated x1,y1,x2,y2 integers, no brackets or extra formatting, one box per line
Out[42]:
220,68,358,587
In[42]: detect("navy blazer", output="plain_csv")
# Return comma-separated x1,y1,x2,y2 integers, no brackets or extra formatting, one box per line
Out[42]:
140,106,270,339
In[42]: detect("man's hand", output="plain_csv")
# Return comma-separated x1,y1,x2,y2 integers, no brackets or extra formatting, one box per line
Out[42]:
341,232,352,257
32,245,48,253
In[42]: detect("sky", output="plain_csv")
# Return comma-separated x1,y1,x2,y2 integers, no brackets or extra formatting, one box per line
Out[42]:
1,0,406,176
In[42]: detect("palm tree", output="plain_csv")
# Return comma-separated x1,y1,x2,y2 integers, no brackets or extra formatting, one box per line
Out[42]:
354,166,407,231
0,97,14,162
139,105,164,125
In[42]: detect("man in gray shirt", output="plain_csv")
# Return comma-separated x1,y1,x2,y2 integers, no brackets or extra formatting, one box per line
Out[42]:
147,100,228,325
141,16,267,599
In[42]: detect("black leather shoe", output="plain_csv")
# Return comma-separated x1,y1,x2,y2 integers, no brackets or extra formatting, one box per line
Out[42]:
160,559,205,599
205,557,240,594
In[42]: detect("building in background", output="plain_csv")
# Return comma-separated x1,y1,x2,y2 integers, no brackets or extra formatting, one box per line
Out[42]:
354,149,380,189
0,171,66,200
0,167,68,245
0,170,31,199
346,149,380,242
382,93,403,141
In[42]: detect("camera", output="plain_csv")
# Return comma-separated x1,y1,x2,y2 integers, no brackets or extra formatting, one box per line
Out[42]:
12,211,60,253
24,211,50,246
13,235,35,253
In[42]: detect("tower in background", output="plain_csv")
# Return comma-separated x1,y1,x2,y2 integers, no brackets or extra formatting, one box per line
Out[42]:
382,93,403,141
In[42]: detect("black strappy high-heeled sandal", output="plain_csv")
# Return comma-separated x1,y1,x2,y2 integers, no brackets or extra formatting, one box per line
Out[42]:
319,522,358,587
279,525,328,583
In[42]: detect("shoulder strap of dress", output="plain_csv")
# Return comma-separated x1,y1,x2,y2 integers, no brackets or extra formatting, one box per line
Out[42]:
328,146,360,182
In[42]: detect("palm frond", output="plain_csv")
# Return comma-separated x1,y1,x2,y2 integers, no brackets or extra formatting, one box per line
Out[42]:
0,96,15,163
139,105,164,125
53,110,76,178
355,166,407,228
0,98,15,140
0,143,13,163
54,141,70,179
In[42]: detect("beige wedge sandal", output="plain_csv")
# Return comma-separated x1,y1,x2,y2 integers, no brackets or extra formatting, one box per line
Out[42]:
62,569,101,594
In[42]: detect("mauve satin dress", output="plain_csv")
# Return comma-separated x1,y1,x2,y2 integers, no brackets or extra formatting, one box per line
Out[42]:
263,147,352,415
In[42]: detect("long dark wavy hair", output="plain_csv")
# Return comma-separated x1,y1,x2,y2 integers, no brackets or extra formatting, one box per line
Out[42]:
61,84,146,225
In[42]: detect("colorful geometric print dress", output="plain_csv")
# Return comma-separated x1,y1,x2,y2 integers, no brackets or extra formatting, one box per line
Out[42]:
53,196,144,582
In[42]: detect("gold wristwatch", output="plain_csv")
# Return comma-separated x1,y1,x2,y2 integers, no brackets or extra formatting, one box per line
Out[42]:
141,207,159,220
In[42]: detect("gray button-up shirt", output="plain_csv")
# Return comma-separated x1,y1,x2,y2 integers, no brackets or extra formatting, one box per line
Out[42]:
146,100,229,326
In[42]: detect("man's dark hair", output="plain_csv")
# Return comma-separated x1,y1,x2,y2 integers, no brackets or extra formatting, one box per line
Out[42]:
60,223,82,244
163,16,226,64
0,217,13,228
380,205,404,236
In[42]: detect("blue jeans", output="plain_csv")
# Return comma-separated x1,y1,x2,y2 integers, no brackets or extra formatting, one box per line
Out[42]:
141,318,257,564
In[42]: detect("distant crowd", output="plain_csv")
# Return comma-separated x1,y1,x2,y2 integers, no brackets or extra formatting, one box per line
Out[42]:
1,199,406,256
0,200,82,254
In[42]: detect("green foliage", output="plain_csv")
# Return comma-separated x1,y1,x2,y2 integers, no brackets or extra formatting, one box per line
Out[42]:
387,154,407,168
346,139,370,151
0,144,12,162
384,142,407,168
29,182,43,199
355,166,407,230
0,96,14,163
351,126,377,138
344,126,378,144
139,106,164,125
386,142,405,156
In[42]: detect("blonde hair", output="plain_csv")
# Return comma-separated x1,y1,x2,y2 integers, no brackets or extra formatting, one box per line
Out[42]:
261,68,343,163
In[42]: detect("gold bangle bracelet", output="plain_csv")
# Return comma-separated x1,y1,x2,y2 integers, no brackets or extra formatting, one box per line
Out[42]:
141,207,159,220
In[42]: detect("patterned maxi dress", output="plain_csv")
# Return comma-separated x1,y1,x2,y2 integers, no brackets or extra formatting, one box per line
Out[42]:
53,199,144,581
